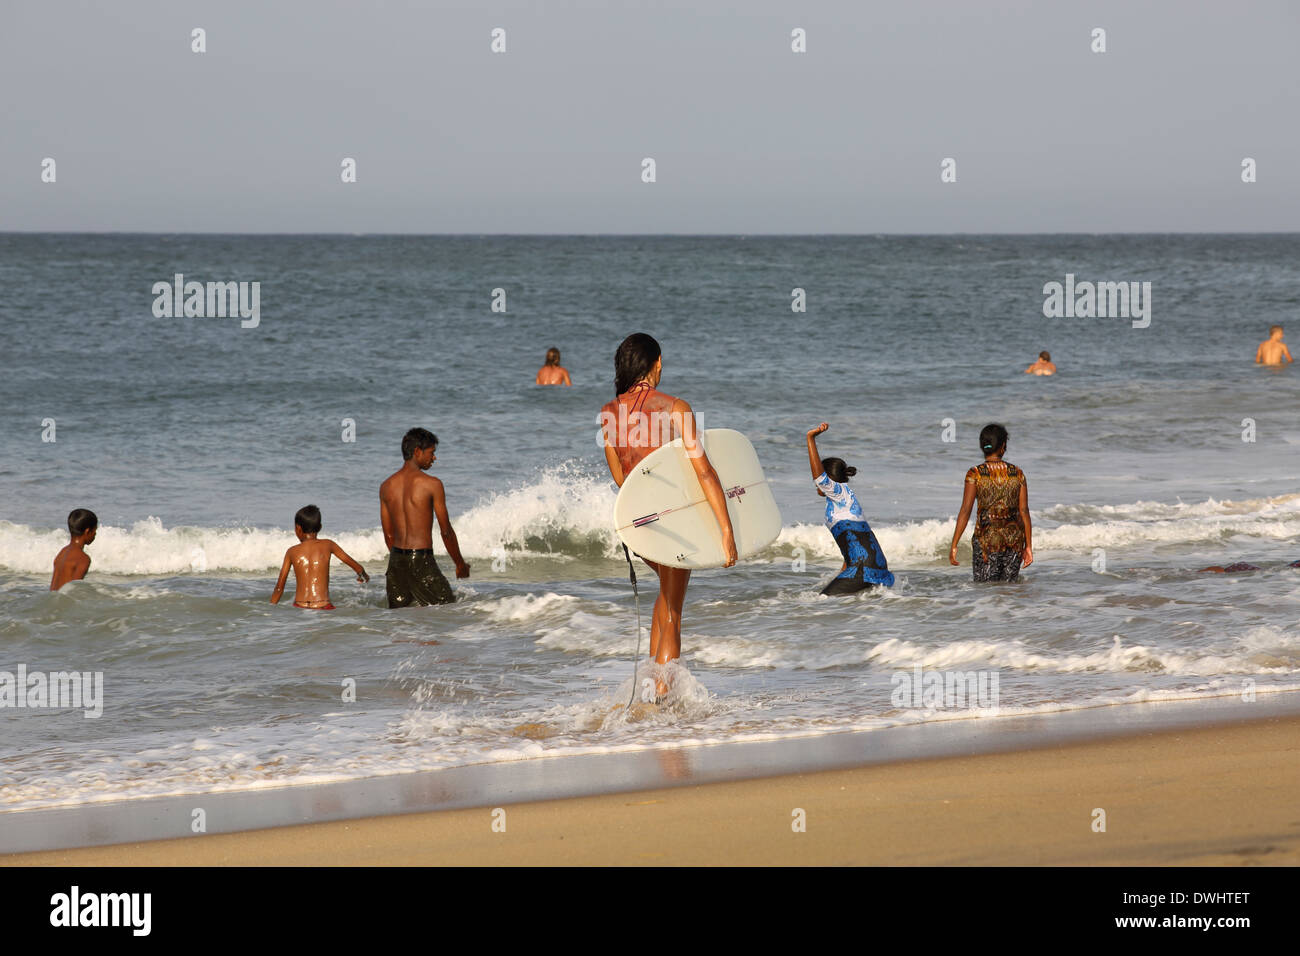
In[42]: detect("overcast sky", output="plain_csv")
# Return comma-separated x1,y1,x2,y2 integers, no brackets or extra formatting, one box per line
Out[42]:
2,0,1297,233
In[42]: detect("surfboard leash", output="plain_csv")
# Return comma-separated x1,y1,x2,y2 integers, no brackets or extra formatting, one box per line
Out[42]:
621,543,643,709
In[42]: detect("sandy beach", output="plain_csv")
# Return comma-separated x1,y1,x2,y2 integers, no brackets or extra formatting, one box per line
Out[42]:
6,712,1296,867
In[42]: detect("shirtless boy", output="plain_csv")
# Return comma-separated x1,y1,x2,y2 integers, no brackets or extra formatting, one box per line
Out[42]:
50,508,97,590
1255,326,1293,366
1025,351,1056,375
379,428,470,607
270,505,369,609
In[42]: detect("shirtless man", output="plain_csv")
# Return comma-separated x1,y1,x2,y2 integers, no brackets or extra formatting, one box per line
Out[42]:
379,428,470,607
1025,351,1056,376
270,504,369,609
1255,326,1293,366
50,508,97,590
536,346,573,386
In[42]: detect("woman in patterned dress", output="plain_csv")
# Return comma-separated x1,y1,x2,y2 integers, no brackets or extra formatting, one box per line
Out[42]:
948,424,1033,582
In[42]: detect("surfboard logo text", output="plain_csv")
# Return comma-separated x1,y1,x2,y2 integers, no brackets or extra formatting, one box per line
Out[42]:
151,273,261,328
725,485,747,500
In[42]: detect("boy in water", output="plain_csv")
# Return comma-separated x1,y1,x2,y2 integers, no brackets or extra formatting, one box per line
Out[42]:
379,428,470,607
1024,351,1056,375
50,509,97,590
1255,326,1293,366
270,505,369,609
535,346,573,386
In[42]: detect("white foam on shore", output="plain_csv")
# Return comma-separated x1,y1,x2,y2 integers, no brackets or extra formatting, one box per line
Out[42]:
537,614,1300,676
4,679,1299,813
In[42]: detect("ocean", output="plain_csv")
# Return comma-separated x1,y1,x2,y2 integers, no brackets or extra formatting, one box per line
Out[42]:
2,233,1299,813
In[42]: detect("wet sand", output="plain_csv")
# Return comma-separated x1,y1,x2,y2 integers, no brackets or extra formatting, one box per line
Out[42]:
6,713,1297,866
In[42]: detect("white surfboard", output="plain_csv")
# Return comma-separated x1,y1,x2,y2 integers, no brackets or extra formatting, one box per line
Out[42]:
613,428,782,569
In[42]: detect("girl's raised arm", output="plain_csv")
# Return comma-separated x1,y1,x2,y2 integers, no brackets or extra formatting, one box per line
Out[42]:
806,422,829,479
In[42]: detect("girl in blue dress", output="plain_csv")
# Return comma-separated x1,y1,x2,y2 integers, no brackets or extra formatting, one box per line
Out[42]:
806,423,895,595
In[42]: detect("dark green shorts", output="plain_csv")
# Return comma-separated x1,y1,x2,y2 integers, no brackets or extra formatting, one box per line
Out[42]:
386,548,455,608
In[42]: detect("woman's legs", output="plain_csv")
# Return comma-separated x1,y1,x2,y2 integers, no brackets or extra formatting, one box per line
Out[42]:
644,559,691,669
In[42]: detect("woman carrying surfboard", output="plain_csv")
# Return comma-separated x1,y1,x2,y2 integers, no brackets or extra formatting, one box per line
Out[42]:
600,333,737,695
806,423,895,594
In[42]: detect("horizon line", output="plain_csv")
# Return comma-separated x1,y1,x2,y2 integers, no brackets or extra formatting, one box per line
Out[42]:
3,230,1298,238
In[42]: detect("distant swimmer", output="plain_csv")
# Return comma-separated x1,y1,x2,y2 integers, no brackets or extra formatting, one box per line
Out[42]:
805,423,894,594
270,505,369,609
379,428,470,608
50,509,97,591
1254,325,1293,366
536,347,573,386
1198,563,1262,573
948,424,1033,582
600,333,736,696
1025,351,1056,376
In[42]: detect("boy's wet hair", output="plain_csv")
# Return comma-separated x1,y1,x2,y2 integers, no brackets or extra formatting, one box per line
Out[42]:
401,427,439,460
1039,350,1051,361
545,346,561,366
295,504,322,535
980,423,1009,455
614,332,661,395
68,508,98,536
1270,325,1283,335
821,457,857,483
